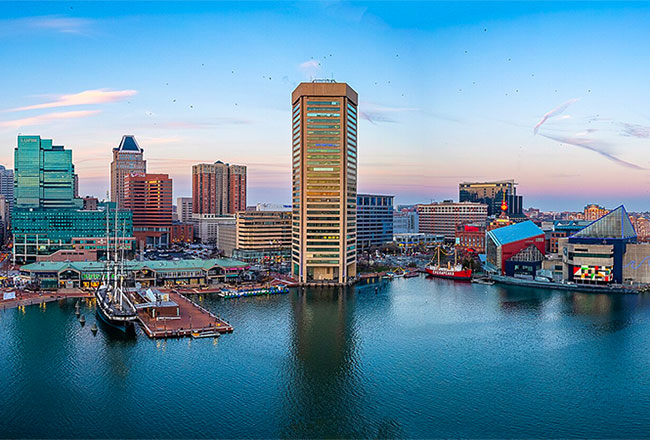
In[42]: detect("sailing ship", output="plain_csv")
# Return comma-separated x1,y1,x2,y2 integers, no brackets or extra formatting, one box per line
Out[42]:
95,206,138,332
425,245,472,281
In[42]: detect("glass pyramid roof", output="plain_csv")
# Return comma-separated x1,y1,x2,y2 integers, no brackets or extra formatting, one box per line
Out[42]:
571,205,636,239
117,135,142,152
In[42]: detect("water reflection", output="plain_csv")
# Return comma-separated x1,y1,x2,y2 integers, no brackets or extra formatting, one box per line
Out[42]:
495,285,555,314
281,287,366,438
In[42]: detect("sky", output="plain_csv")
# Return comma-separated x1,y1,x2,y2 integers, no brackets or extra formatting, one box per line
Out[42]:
2,1,650,211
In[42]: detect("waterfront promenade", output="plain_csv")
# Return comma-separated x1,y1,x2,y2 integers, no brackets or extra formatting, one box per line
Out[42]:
0,288,93,311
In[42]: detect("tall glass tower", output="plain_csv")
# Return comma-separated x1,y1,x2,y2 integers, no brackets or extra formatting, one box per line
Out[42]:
291,81,358,285
14,135,82,209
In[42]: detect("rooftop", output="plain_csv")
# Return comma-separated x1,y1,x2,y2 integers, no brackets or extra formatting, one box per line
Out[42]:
115,135,142,153
487,220,544,246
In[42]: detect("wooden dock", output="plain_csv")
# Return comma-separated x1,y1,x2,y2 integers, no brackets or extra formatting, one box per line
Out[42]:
137,290,233,339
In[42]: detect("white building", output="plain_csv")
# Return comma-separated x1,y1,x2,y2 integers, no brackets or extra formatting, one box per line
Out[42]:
189,214,236,255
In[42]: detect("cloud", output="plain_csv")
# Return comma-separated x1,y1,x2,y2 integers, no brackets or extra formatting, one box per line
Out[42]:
6,89,137,112
298,60,321,79
539,132,644,170
0,15,95,36
0,110,100,128
620,122,650,139
534,98,580,134
359,102,420,124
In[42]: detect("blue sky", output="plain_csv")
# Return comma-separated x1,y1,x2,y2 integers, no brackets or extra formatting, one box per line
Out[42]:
2,1,650,211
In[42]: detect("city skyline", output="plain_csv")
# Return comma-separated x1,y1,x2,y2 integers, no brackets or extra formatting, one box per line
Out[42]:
2,2,650,210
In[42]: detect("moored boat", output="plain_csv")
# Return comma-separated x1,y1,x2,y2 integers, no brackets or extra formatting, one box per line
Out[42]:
425,245,472,281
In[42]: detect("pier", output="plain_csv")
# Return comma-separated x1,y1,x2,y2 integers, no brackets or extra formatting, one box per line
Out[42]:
136,290,233,339
0,288,93,311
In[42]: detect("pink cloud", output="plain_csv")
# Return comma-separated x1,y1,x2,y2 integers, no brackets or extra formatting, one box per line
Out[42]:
6,89,137,112
0,110,100,128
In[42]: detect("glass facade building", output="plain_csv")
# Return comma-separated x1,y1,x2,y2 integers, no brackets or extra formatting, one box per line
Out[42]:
356,194,394,250
15,136,82,210
459,180,521,217
291,81,358,284
12,136,132,263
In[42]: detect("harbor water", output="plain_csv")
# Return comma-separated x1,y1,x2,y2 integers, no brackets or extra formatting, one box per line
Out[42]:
3,276,650,438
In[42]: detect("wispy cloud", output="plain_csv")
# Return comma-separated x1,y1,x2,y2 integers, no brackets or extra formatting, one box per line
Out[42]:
6,89,137,112
360,102,419,124
0,110,100,128
620,122,650,139
534,98,580,134
298,60,321,79
539,132,645,170
0,15,95,36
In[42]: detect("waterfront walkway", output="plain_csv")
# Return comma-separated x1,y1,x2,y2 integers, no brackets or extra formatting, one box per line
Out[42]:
0,288,93,311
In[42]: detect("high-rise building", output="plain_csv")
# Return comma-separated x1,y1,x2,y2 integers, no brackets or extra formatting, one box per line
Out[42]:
192,161,247,215
123,173,173,248
356,194,394,250
0,165,14,212
417,201,488,241
177,197,193,223
228,164,247,214
110,135,146,208
14,135,82,209
459,180,523,217
12,136,133,263
233,211,292,262
291,81,358,284
583,204,609,221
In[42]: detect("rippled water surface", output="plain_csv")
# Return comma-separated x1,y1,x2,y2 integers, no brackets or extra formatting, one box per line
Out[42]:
3,276,650,438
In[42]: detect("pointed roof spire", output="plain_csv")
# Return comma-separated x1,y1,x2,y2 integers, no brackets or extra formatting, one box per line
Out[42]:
571,205,636,239
116,135,142,153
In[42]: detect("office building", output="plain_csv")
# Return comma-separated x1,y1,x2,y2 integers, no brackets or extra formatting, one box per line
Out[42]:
177,197,193,222
123,173,173,248
0,165,14,212
233,211,292,263
0,195,9,244
190,213,236,250
417,201,488,241
110,135,146,208
192,161,247,215
459,180,524,218
14,135,82,210
393,208,419,234
356,194,394,250
12,207,133,263
12,136,133,263
291,81,358,284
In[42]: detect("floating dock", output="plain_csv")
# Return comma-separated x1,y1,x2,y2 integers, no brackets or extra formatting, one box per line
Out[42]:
137,290,233,339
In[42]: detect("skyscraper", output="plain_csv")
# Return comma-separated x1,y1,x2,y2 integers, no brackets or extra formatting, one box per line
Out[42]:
123,173,173,248
14,135,82,209
191,161,247,215
291,81,358,284
459,180,523,218
12,136,132,263
356,194,394,250
110,135,146,208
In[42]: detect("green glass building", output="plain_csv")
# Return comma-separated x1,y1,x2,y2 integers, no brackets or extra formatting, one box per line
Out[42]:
12,136,133,263
15,135,82,209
